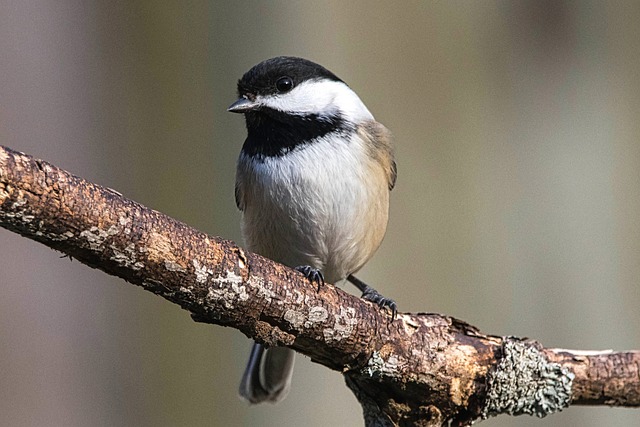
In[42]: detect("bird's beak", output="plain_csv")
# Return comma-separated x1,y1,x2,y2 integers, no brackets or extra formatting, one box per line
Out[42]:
227,97,260,113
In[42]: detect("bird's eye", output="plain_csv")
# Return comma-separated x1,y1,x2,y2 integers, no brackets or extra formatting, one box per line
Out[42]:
276,76,294,93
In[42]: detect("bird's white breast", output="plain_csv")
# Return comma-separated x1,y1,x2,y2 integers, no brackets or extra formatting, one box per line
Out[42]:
238,133,389,284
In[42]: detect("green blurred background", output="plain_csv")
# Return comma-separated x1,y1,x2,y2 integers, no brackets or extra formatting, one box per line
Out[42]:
1,1,639,426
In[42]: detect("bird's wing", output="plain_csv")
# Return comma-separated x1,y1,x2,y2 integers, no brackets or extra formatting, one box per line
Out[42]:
235,156,248,211
357,120,397,191
235,180,244,211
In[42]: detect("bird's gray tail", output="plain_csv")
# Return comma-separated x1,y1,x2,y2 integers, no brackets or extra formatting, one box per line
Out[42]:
239,342,295,404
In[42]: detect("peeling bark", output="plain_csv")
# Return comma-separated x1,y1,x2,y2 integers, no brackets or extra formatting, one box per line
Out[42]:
1,145,638,426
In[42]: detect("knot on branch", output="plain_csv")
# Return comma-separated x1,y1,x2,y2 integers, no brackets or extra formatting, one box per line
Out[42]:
482,337,574,419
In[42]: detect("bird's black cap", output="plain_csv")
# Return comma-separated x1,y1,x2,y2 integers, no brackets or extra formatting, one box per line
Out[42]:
237,56,343,98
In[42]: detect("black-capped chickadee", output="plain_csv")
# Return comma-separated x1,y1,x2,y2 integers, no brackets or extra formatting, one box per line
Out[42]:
228,56,397,404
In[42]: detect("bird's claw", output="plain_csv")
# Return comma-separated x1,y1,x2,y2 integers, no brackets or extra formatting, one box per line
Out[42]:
295,265,324,291
347,275,397,322
361,287,397,321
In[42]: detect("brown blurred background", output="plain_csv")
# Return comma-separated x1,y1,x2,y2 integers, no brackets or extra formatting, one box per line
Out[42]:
1,1,639,426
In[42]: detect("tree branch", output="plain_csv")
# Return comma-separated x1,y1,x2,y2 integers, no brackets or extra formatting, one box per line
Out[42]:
1,145,638,426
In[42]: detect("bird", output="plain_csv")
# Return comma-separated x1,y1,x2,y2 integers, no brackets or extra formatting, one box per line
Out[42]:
228,56,397,404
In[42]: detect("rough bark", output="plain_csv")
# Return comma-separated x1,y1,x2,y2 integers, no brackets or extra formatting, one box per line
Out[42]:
0,145,638,426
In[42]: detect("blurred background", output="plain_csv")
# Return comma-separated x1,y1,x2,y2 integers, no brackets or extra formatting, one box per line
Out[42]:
1,1,639,426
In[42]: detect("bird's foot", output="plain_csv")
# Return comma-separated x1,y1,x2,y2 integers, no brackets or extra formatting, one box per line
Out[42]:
361,287,397,321
295,265,324,291
347,275,397,321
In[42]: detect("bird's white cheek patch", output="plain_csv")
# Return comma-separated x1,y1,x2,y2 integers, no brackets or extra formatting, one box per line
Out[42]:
258,79,373,122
